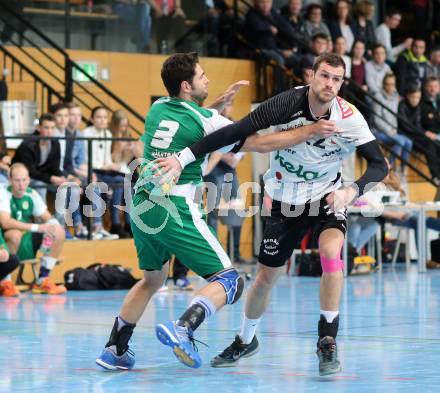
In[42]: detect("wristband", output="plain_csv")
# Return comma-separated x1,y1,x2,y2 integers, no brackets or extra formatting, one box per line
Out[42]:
30,224,39,232
175,147,196,169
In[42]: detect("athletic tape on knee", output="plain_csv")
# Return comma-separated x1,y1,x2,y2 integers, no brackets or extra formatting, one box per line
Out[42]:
208,268,244,304
190,295,216,318
320,255,344,273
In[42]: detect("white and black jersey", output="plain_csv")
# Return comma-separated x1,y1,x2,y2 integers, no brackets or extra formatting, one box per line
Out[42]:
181,85,387,206
260,87,374,205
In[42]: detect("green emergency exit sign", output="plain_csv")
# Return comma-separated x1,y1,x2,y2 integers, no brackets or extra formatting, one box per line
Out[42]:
73,62,98,82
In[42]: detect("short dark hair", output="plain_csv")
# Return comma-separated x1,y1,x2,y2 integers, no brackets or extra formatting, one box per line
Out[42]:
312,32,329,42
405,86,421,95
38,113,55,125
313,53,346,74
413,37,426,45
424,76,439,85
382,72,396,87
385,8,401,18
49,102,69,114
373,44,386,53
161,52,199,97
306,3,322,18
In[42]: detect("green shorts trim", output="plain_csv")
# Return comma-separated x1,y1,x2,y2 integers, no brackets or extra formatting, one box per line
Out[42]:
130,191,231,277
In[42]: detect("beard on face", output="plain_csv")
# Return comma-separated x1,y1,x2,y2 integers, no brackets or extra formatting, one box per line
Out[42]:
315,87,336,104
190,87,208,104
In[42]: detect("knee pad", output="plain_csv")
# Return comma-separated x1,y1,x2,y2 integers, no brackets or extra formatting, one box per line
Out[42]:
208,268,244,304
320,255,344,273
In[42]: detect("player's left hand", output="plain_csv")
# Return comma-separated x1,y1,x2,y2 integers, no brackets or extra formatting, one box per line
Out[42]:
325,187,358,212
222,80,250,104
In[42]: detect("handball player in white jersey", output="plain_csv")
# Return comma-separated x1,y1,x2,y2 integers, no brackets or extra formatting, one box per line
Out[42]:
155,53,388,375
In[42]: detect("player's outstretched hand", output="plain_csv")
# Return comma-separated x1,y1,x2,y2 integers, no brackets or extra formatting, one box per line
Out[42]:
311,119,341,138
325,187,358,212
222,80,250,104
152,155,183,185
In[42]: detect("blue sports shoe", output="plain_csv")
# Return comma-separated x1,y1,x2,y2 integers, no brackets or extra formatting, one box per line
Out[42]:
155,321,202,368
96,346,135,370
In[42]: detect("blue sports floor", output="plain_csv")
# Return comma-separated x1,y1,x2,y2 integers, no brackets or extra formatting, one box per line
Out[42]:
1,266,439,393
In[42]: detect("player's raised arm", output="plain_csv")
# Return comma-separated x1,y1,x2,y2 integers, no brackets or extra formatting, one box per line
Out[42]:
241,119,340,153
153,89,306,175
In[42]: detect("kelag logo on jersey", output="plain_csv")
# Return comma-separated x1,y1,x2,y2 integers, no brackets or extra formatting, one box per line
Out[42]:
274,152,328,181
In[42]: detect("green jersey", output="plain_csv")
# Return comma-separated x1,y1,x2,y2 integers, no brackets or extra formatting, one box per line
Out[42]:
0,186,46,222
137,97,233,193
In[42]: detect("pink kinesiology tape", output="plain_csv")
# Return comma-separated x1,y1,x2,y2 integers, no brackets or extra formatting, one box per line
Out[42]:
320,255,344,273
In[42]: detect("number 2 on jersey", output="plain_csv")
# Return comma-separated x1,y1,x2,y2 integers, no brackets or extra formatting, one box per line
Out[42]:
150,120,179,149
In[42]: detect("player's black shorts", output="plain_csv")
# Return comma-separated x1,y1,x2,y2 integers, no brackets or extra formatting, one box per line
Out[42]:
258,196,347,268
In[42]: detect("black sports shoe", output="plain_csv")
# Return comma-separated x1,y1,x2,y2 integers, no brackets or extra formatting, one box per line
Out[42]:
210,335,259,368
316,336,342,376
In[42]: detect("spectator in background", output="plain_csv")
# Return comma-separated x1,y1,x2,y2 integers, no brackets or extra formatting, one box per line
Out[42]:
50,103,83,234
351,0,376,56
348,40,370,118
375,9,412,64
66,103,115,239
328,0,354,53
206,0,247,57
351,40,368,89
333,36,351,78
346,214,379,255
395,38,428,95
301,32,329,73
421,77,440,137
399,86,440,184
426,47,440,79
147,0,186,53
109,110,136,237
113,0,152,52
244,0,299,69
365,44,391,94
359,159,440,267
83,107,128,239
66,102,90,238
12,113,66,201
279,0,305,36
303,3,331,42
244,0,299,93
373,73,413,174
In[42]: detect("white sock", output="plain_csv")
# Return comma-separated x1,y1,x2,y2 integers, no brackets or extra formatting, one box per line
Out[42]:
1,274,12,283
40,256,57,270
190,295,217,318
239,315,261,344
117,315,129,331
320,310,339,323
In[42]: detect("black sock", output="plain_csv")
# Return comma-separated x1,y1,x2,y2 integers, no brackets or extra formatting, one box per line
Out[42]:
318,314,339,340
105,317,136,356
177,303,206,332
